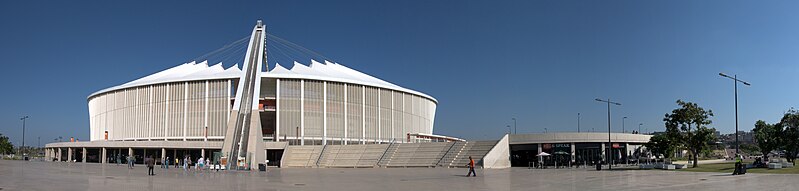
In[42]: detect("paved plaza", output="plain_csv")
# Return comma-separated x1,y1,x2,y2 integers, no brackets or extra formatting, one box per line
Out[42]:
0,160,797,191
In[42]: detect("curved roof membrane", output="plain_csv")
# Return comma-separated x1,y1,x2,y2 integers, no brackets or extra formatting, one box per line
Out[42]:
89,60,437,103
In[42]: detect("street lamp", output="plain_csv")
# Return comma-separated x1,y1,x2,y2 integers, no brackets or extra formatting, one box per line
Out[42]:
719,72,750,155
595,98,621,170
507,125,511,135
577,113,581,133
512,118,517,134
622,117,627,133
20,116,29,156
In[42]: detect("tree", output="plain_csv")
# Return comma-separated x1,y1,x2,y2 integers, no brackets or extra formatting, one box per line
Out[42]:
663,100,717,168
780,109,799,164
0,133,13,155
646,133,677,159
753,120,782,158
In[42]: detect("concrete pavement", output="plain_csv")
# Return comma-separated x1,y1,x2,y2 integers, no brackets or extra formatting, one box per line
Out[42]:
0,160,797,191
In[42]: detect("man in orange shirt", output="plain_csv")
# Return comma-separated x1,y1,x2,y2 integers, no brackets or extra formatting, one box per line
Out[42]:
466,156,476,177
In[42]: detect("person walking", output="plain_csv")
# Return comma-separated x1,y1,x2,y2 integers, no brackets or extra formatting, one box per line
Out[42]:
175,157,179,169
183,156,189,170
127,155,134,169
116,154,121,166
466,156,477,177
165,157,170,169
197,157,205,170
145,155,155,176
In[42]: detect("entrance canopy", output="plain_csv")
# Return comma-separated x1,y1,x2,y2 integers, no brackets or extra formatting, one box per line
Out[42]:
536,152,551,157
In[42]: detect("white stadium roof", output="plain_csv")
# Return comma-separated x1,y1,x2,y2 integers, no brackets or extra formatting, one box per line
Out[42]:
89,60,437,103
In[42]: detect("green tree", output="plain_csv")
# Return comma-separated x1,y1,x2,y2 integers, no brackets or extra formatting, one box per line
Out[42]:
646,133,677,159
0,133,14,155
780,109,799,164
753,120,782,158
663,100,717,168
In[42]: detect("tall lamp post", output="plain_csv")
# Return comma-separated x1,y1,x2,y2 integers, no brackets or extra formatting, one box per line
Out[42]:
20,116,29,156
507,125,511,135
512,118,517,134
622,117,627,133
638,123,643,134
595,98,621,170
719,73,750,155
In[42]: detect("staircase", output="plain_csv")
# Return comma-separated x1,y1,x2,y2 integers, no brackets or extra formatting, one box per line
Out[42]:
448,141,499,168
282,145,324,168
437,141,466,167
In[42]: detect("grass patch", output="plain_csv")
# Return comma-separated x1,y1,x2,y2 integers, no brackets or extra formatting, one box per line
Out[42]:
678,161,799,174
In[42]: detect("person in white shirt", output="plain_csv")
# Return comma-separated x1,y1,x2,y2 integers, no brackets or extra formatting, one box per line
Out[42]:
197,157,205,170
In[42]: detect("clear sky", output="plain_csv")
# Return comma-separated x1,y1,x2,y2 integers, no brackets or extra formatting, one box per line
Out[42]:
1,0,798,146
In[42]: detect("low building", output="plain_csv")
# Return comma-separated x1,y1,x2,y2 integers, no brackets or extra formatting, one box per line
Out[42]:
509,133,652,167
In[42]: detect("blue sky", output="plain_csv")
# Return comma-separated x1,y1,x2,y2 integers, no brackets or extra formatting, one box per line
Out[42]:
1,0,798,146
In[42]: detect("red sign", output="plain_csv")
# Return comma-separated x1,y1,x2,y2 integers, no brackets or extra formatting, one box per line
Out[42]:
612,143,620,148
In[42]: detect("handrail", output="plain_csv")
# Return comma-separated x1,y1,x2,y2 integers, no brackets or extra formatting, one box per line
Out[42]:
436,142,458,167
449,141,470,167
377,139,396,167
315,145,327,167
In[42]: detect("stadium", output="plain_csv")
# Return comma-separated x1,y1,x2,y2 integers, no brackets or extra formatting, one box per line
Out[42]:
44,21,651,170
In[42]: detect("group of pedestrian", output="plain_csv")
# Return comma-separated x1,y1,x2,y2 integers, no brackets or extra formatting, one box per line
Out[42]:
161,157,170,169
127,155,136,169
115,152,219,176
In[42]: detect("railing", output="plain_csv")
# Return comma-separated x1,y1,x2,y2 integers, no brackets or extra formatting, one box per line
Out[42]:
315,145,327,167
377,139,397,166
436,142,458,167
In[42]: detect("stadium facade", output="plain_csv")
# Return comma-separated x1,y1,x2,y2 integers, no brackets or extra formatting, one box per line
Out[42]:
44,21,652,170
44,20,442,169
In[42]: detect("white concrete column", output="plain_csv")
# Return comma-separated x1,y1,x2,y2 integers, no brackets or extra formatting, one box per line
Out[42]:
67,148,73,162
201,149,206,158
343,83,347,145
276,79,281,142
204,80,209,142
102,148,107,164
361,86,365,144
377,88,381,143
128,147,133,158
323,81,327,145
57,148,62,161
601,143,606,162
571,143,576,162
164,84,170,141
151,85,156,141
625,143,630,165
161,148,166,162
537,144,542,154
183,82,188,141
300,80,304,145
82,148,87,163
